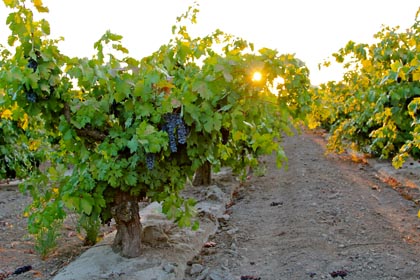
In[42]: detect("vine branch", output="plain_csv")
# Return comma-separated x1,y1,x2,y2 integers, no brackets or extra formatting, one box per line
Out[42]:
63,102,107,141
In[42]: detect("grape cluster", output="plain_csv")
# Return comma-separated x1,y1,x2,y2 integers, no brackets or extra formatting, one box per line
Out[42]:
26,90,37,103
162,113,188,153
176,116,187,145
27,58,38,72
145,153,155,170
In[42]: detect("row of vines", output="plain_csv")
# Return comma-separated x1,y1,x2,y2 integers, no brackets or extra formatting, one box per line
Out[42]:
0,0,310,257
308,8,420,169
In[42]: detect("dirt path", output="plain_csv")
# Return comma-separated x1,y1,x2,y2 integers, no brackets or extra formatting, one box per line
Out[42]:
184,131,420,280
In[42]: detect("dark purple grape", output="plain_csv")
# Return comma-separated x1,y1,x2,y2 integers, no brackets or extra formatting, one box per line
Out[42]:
177,128,187,144
145,153,155,170
162,112,189,152
176,115,187,144
27,58,38,72
169,133,177,153
26,90,37,103
163,113,178,152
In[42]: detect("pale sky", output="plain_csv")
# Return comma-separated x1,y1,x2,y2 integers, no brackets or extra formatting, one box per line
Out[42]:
1,1,419,85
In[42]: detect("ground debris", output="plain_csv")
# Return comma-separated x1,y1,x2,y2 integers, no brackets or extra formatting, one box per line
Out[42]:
330,269,348,278
12,265,32,275
240,276,261,280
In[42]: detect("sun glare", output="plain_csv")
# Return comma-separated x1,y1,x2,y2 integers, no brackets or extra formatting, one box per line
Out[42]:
252,71,262,82
270,76,285,96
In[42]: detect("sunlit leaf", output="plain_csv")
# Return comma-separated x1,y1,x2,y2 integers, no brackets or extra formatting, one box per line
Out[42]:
33,0,49,12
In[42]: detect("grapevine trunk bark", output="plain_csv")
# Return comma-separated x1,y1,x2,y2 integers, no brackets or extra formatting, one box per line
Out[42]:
111,190,142,258
192,160,211,186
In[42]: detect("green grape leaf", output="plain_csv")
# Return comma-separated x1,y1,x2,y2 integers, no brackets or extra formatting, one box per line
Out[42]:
80,198,93,215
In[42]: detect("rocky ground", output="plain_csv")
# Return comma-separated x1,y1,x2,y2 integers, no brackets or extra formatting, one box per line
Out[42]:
1,128,420,279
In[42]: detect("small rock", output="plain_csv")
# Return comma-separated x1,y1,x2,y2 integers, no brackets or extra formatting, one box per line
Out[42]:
218,214,230,222
162,263,176,273
328,193,339,199
226,227,238,235
197,268,210,280
207,270,224,280
190,263,204,275
206,185,227,202
141,225,169,246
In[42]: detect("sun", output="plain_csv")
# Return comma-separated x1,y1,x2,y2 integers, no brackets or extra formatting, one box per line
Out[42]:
252,71,262,82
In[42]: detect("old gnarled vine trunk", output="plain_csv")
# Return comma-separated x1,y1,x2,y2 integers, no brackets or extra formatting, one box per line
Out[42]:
192,161,211,186
110,190,142,258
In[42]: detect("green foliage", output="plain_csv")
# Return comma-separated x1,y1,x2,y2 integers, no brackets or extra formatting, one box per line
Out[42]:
0,97,48,180
309,9,420,168
33,221,60,258
1,0,310,255
77,213,102,246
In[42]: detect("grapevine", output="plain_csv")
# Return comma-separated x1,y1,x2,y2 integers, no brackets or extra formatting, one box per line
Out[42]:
308,8,420,168
0,0,311,258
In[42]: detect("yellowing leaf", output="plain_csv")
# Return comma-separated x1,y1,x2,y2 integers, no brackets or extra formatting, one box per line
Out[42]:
29,140,41,151
1,109,12,119
33,0,49,13
20,113,29,130
409,37,417,47
232,131,244,141
390,61,402,72
361,59,371,69
413,69,420,81
3,0,17,8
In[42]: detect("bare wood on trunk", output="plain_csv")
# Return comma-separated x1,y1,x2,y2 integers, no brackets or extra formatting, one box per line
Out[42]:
111,190,142,258
192,160,211,186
